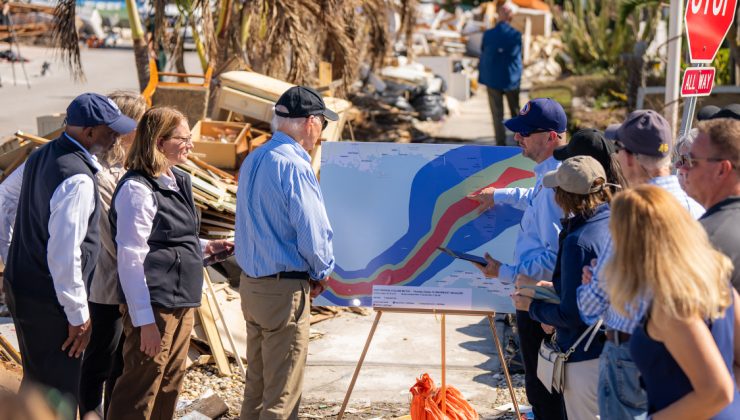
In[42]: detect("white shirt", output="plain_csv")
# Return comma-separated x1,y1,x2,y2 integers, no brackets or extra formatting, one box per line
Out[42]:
9,134,101,326
114,171,207,327
0,162,24,264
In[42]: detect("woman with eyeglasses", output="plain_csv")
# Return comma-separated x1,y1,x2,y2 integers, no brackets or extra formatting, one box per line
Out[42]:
605,185,740,419
106,107,233,419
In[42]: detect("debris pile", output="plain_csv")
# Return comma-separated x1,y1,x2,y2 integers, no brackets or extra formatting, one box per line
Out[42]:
523,35,564,85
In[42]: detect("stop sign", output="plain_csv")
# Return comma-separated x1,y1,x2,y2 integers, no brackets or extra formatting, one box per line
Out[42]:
684,0,738,63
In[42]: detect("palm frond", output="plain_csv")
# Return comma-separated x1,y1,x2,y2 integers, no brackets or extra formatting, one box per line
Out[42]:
52,0,84,81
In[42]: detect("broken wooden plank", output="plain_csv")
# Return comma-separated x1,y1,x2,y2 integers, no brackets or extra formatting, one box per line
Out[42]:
0,335,21,365
195,291,232,376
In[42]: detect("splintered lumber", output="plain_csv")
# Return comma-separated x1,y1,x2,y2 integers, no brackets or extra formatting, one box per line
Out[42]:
0,335,21,365
189,155,236,182
14,131,49,145
204,269,246,376
177,158,238,238
195,290,232,376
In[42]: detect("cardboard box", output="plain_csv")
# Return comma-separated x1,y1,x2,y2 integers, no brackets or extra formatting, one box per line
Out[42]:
192,121,249,169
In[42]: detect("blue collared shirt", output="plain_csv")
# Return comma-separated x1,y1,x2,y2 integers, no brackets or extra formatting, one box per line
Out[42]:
234,131,335,280
478,22,522,91
493,156,563,282
577,175,704,332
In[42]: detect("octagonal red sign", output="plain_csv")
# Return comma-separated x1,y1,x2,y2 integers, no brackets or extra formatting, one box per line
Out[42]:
684,0,738,63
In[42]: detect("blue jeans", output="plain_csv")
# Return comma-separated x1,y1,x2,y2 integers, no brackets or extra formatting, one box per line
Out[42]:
598,340,648,419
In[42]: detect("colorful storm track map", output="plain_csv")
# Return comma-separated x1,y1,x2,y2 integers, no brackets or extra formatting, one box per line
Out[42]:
315,142,536,313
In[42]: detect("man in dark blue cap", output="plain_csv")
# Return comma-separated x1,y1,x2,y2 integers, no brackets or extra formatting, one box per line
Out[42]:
469,97,568,420
3,92,136,410
235,86,337,419
579,109,703,419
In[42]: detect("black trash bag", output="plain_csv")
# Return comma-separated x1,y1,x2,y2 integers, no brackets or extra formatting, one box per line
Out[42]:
411,93,447,121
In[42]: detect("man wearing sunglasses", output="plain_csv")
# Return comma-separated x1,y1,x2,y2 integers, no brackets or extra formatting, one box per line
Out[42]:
578,109,704,419
470,97,568,420
235,85,337,419
679,118,740,292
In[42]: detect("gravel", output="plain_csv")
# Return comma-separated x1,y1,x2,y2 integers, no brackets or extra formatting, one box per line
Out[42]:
177,363,529,419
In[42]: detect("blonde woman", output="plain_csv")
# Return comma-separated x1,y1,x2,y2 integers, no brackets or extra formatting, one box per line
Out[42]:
606,185,740,419
106,107,232,419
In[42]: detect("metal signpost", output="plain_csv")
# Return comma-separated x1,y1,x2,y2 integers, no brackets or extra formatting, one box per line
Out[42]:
679,0,738,137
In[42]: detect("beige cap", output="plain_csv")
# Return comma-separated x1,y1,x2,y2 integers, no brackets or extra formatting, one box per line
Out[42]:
542,155,607,195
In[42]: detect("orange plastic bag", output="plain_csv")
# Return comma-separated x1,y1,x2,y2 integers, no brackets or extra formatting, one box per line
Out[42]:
410,373,479,420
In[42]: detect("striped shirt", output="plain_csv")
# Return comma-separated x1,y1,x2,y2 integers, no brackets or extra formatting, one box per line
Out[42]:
234,131,334,280
577,175,704,333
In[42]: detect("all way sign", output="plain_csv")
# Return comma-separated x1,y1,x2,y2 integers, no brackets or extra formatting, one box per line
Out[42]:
681,67,716,97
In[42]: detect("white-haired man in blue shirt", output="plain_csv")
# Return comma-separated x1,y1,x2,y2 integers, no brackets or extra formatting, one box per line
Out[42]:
234,86,336,420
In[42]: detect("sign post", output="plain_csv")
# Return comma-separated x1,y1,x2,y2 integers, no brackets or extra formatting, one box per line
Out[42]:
678,0,738,137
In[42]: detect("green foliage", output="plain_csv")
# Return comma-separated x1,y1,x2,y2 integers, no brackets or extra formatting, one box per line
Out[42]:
713,49,731,86
551,0,661,75
679,49,731,86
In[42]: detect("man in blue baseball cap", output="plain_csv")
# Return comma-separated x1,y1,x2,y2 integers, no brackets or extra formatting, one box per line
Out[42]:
3,92,136,411
469,97,568,420
236,86,336,419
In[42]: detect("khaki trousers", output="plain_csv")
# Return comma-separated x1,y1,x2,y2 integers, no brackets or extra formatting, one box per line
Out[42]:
107,306,194,420
563,358,601,420
239,274,310,420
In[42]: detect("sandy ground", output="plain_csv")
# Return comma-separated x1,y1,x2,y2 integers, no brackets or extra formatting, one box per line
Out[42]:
0,44,201,136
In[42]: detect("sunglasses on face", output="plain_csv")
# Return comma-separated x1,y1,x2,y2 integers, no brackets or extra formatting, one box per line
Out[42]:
518,128,552,138
677,153,727,169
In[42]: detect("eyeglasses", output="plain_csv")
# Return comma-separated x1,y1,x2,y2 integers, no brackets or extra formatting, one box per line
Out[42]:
169,135,193,146
677,153,727,169
310,115,328,131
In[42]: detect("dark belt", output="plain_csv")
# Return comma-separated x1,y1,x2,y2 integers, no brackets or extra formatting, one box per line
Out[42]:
271,271,311,281
606,329,631,344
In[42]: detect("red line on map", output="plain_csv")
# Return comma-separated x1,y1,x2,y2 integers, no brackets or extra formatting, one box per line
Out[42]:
326,166,533,296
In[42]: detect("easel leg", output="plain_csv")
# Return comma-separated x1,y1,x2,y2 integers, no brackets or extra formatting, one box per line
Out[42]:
488,314,522,419
441,314,447,414
337,310,383,420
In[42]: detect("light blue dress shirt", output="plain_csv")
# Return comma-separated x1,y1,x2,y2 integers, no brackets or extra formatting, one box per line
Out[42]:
577,175,704,332
234,131,335,280
492,156,563,282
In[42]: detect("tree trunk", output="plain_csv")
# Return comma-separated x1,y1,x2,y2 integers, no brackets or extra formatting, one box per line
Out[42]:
133,38,151,92
126,0,150,91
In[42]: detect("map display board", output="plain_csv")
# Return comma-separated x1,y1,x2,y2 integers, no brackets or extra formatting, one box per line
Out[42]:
314,142,536,313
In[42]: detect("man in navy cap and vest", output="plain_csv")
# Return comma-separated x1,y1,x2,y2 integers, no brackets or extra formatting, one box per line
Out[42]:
235,86,336,419
4,93,136,410
469,98,568,420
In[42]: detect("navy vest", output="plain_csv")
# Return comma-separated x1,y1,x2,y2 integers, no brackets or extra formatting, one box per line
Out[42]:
5,135,101,301
109,168,203,309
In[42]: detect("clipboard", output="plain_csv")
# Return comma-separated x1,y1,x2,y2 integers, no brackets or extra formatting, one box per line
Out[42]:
437,246,488,266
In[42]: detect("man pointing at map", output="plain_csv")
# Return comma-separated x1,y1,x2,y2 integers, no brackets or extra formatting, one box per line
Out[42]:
469,98,567,420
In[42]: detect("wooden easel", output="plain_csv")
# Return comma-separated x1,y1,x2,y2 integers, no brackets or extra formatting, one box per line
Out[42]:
337,308,522,420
